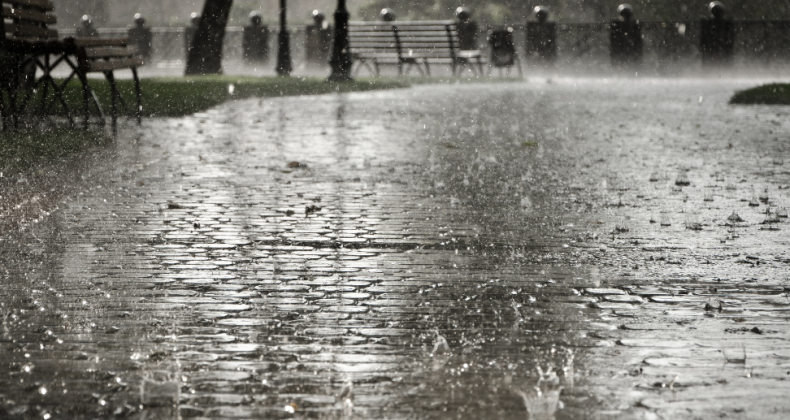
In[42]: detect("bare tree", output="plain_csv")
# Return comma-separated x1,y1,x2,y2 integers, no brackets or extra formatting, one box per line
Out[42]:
185,0,233,75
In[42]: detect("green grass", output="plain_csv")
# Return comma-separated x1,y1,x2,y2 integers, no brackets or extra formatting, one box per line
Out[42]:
30,76,409,118
0,128,111,176
25,75,523,118
730,83,790,105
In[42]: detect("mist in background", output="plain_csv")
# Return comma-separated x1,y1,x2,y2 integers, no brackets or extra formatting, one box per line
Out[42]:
56,0,369,28
54,0,790,29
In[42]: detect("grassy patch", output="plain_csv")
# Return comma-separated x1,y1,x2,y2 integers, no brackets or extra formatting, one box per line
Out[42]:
730,83,790,105
0,128,111,176
30,76,409,118
25,75,521,118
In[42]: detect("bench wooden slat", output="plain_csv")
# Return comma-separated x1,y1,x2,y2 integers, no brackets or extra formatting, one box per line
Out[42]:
82,56,144,73
83,45,138,58
4,0,54,11
389,20,455,25
11,22,57,38
398,32,458,37
72,37,128,47
348,20,485,76
348,35,396,40
3,5,56,23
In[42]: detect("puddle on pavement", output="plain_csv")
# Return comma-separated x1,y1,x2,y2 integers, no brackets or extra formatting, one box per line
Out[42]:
2,79,790,419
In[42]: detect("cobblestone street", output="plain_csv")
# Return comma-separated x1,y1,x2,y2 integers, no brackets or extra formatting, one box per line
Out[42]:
2,79,790,419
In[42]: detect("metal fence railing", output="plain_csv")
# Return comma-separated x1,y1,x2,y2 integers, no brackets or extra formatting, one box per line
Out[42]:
58,20,790,74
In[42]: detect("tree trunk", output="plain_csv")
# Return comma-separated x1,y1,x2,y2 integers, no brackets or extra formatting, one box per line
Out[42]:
185,0,233,75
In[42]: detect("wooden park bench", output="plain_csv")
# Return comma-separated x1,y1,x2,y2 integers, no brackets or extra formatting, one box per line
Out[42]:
1,0,143,130
348,20,485,77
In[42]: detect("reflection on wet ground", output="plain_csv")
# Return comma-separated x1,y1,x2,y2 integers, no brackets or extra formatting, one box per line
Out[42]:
1,79,790,419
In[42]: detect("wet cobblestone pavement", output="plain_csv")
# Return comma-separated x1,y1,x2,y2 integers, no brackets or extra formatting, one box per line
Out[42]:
2,79,790,419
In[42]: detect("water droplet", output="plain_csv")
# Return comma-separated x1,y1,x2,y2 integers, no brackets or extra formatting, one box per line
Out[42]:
759,188,769,203
728,211,745,223
284,402,298,413
675,172,690,186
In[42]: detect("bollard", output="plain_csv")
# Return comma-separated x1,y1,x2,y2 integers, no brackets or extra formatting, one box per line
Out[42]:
380,8,395,22
77,15,99,37
305,10,332,66
455,7,478,51
526,6,557,66
487,27,522,77
700,1,734,67
128,13,153,62
184,12,201,57
243,11,270,64
609,4,642,69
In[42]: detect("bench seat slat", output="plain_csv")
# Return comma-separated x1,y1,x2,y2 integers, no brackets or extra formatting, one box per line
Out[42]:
3,5,56,23
10,22,57,39
82,56,144,73
72,37,128,47
4,0,54,11
83,45,139,58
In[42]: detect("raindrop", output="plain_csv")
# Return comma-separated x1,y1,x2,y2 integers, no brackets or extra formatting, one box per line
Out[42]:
659,214,671,226
614,219,629,233
675,172,690,186
759,188,770,203
336,379,354,416
727,211,745,223
703,192,714,202
684,215,702,231
514,366,564,420
762,210,780,224
520,196,532,212
777,208,788,218
284,402,298,413
431,332,451,355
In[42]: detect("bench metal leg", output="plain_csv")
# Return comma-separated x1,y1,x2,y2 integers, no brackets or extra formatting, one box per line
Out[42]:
0,87,7,132
514,53,523,78
0,71,9,131
132,67,142,125
105,71,118,132
79,72,91,130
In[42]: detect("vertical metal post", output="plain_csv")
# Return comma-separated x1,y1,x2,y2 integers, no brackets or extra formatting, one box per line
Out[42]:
328,0,353,82
276,0,292,76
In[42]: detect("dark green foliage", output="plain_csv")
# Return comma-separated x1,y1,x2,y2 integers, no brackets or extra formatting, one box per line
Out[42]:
730,83,790,105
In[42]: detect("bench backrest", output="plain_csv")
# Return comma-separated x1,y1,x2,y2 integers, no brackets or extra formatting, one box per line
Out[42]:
348,22,399,56
349,20,461,58
1,0,58,41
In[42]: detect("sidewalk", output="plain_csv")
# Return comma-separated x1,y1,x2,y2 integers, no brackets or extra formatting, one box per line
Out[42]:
1,79,789,419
